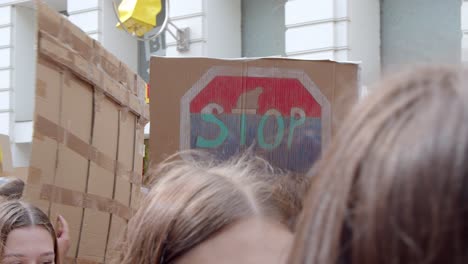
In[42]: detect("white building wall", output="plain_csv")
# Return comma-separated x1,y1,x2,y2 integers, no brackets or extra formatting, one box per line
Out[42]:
462,1,468,61
67,0,101,40
0,5,12,137
0,3,37,167
13,5,35,123
285,0,380,85
348,0,380,85
285,0,349,60
165,0,241,57
11,5,34,166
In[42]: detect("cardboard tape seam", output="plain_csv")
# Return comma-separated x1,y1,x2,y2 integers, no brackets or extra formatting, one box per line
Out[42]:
116,163,142,185
94,90,105,113
99,52,120,82
36,79,47,98
26,166,43,185
38,30,148,121
34,115,141,185
40,184,133,220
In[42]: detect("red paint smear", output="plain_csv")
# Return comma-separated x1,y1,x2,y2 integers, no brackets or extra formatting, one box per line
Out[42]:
190,76,321,117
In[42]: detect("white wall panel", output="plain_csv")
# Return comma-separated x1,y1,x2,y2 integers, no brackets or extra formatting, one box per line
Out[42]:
169,0,203,18
205,0,241,57
14,5,35,122
68,10,99,32
0,91,10,109
0,69,10,88
335,0,348,17
14,121,32,143
67,0,98,13
462,2,468,30
334,20,348,47
166,0,241,57
11,141,31,166
462,35,468,61
0,27,11,46
0,48,11,68
285,0,333,25
166,42,204,56
0,6,11,25
286,23,334,53
335,49,349,61
0,112,9,135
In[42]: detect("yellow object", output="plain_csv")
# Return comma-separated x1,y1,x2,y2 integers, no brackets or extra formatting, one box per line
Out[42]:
116,0,162,37
145,84,150,104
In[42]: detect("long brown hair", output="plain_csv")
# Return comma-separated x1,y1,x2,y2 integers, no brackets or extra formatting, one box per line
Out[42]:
116,152,308,264
0,200,59,263
289,66,468,264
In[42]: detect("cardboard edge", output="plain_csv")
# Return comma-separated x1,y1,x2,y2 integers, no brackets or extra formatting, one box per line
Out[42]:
0,134,13,175
151,55,362,65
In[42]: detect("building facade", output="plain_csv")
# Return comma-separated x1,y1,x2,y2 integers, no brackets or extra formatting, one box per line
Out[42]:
0,0,465,166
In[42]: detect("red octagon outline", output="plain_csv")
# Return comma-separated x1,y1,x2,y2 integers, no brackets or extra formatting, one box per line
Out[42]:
180,66,331,152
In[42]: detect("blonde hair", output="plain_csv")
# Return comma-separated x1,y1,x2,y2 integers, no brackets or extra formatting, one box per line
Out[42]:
289,66,468,264
116,152,308,264
0,200,58,262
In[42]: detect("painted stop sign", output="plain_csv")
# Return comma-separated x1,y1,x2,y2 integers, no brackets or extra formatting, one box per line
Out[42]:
181,66,331,173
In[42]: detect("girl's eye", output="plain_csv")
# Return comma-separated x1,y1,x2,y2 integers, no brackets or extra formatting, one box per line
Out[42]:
41,262,54,264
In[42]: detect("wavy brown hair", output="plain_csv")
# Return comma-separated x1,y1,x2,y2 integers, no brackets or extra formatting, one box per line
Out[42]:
289,66,468,264
115,152,309,264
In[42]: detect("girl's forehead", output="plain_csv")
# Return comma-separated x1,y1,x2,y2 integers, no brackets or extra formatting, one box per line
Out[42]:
174,218,292,264
4,226,54,253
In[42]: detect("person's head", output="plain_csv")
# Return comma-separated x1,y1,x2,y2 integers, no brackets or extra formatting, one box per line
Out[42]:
0,177,25,200
289,65,468,264
0,200,58,264
117,152,307,264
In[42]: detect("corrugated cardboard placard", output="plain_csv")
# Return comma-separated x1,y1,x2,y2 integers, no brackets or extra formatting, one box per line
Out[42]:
22,1,149,263
0,134,13,176
150,57,359,173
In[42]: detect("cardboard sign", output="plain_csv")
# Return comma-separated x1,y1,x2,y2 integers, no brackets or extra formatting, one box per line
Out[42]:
0,134,13,175
150,57,359,173
20,2,149,263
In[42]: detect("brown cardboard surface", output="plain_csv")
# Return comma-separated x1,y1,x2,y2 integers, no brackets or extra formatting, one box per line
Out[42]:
24,57,62,213
149,57,359,173
23,1,148,263
78,97,119,262
50,71,93,257
0,134,13,175
131,121,145,209
117,110,136,205
105,110,135,261
11,167,29,182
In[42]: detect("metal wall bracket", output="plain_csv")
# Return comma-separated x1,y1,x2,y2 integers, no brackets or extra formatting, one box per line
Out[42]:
176,27,190,52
